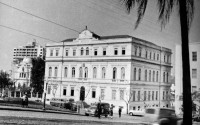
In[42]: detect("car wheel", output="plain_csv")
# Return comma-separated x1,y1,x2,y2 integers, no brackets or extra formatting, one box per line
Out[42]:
129,112,133,116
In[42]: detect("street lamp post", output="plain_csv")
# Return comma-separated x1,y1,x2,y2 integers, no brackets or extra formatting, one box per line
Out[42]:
43,82,48,111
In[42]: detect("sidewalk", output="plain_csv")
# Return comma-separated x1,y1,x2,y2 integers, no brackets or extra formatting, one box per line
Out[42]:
0,105,142,124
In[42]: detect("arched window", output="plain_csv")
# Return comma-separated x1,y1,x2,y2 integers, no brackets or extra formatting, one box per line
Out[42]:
156,71,159,82
85,67,88,78
145,51,148,58
153,53,156,60
121,67,125,79
149,52,152,59
81,47,84,55
145,70,147,81
157,54,159,61
113,67,117,79
49,67,52,77
164,55,166,62
134,68,137,80
86,47,89,55
135,47,137,56
166,72,169,83
93,67,97,78
72,67,75,78
163,72,165,82
139,47,142,57
79,67,83,78
138,68,141,80
153,71,155,82
102,67,106,79
54,67,58,77
64,67,68,78
149,70,151,81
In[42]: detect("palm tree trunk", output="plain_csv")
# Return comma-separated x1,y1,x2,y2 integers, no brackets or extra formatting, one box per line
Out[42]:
179,0,192,124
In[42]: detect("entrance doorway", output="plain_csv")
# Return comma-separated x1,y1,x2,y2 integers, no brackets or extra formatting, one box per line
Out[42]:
80,86,85,101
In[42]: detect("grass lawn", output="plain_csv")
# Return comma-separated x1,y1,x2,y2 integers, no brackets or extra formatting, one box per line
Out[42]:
0,97,73,112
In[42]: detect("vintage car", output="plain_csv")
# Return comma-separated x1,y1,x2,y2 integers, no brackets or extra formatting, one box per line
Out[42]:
50,98,69,107
85,106,97,116
129,109,145,116
142,107,182,125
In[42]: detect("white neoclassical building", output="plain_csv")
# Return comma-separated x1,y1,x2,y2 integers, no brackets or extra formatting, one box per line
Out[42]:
44,29,172,113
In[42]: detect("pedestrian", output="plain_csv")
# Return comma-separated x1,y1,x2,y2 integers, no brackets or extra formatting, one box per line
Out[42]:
25,94,28,108
98,103,102,119
110,104,114,119
118,107,122,118
21,94,26,107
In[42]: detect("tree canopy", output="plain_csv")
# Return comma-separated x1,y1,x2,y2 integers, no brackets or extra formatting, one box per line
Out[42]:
30,57,45,94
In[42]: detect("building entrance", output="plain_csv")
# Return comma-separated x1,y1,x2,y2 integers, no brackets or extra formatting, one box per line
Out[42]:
80,86,85,101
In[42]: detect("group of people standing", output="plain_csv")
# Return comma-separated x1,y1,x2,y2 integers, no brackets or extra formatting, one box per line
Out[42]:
97,103,122,119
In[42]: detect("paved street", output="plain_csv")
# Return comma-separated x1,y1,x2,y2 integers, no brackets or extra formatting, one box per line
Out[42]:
0,105,142,124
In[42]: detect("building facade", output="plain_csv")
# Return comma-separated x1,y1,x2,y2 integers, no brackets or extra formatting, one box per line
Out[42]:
175,43,200,115
44,29,172,113
13,40,45,63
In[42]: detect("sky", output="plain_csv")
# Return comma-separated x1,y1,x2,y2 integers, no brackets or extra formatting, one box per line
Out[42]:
0,0,200,73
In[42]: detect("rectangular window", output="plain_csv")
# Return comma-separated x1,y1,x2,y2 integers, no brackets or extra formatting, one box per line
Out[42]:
144,91,146,101
112,90,116,100
192,69,197,78
103,48,106,55
47,86,51,94
92,89,96,98
94,49,98,56
152,91,154,101
114,48,118,55
148,91,151,101
65,49,69,56
50,49,53,56
122,47,126,55
101,89,105,100
192,86,197,92
132,91,136,101
71,87,74,96
120,90,124,100
56,49,59,56
163,91,165,100
166,91,168,100
192,52,197,61
63,87,67,96
138,91,140,101
73,49,76,56
156,91,158,100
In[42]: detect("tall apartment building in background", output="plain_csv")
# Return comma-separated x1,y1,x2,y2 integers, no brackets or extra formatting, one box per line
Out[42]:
175,43,200,115
13,39,45,63
10,40,45,99
44,29,172,113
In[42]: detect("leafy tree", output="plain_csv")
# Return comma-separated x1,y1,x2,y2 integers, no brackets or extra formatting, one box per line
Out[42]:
120,0,194,124
30,57,45,94
0,70,13,96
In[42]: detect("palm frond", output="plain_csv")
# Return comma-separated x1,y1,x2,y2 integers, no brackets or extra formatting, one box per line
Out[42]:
135,0,148,29
186,0,194,29
157,0,178,29
121,0,148,29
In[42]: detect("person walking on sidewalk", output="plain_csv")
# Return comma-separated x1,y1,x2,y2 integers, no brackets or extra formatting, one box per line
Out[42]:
118,107,122,118
110,104,114,119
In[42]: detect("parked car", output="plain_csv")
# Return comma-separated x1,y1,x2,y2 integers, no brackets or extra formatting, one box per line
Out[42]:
142,107,182,125
129,109,145,116
50,98,69,107
85,106,97,116
94,102,110,117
